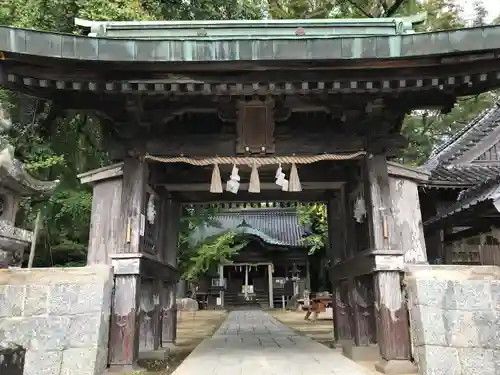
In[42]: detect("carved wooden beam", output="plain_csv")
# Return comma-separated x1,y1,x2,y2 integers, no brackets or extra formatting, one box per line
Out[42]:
170,190,329,203
161,181,345,192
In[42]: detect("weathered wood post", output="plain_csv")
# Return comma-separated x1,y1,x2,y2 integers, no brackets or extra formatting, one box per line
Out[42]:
332,280,353,347
327,190,353,349
267,263,274,308
219,264,225,308
138,279,163,357
161,197,180,347
79,158,180,371
79,161,143,371
108,157,148,371
366,155,417,374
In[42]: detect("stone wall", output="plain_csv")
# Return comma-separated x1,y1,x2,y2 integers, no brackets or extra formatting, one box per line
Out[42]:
405,264,500,375
0,265,113,375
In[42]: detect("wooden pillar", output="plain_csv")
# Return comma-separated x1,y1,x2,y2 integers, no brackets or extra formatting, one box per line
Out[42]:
107,157,148,371
332,280,353,346
244,264,249,299
80,160,179,369
219,264,225,308
162,283,177,346
268,263,274,308
80,163,124,265
373,272,411,360
366,155,416,374
153,280,163,350
389,177,428,264
139,279,161,354
349,275,376,346
305,259,311,291
442,228,454,264
327,190,351,348
161,197,180,346
120,157,149,254
108,275,141,371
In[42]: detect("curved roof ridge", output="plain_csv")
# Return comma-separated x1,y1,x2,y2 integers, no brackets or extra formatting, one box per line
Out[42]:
457,174,500,202
191,208,307,247
0,145,59,195
425,102,500,169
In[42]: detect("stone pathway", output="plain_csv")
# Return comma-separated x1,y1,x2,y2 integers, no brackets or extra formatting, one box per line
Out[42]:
171,310,374,375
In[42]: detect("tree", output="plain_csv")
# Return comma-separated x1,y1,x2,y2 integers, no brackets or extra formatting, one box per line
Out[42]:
297,203,327,254
3,0,498,271
0,0,266,269
266,0,416,19
399,93,498,165
397,0,500,165
494,12,500,24
177,205,248,282
182,231,248,281
297,0,495,251
472,0,488,26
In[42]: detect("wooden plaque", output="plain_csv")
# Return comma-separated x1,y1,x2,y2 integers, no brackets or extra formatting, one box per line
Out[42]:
236,99,275,154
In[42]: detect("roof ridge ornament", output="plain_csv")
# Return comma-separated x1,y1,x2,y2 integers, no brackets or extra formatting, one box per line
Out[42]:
74,13,427,39
0,103,59,196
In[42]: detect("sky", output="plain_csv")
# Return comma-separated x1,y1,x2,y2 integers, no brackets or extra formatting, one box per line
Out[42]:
459,0,500,24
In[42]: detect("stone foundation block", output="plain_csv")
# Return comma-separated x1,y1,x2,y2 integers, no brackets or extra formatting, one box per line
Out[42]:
457,348,496,375
409,305,447,346
139,349,170,363
405,265,500,375
374,359,418,374
342,342,380,361
415,345,461,375
0,266,113,375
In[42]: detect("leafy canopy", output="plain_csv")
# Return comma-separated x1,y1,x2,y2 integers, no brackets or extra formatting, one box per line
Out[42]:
1,0,499,269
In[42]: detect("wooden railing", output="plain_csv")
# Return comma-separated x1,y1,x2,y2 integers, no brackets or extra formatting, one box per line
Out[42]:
449,242,500,266
479,244,500,266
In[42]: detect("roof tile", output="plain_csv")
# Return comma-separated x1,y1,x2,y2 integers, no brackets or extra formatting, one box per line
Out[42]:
192,208,307,247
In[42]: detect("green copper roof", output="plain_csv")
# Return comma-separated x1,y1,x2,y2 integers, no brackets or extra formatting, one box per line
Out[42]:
1,21,500,62
75,13,427,39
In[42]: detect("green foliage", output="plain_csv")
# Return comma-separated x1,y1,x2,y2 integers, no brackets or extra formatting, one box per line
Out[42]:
0,0,265,269
0,0,498,271
297,203,327,254
399,93,498,165
177,206,246,281
182,231,248,281
395,1,500,165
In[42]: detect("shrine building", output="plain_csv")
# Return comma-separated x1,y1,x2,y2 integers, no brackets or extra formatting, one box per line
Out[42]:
421,102,500,265
188,205,312,309
1,13,500,374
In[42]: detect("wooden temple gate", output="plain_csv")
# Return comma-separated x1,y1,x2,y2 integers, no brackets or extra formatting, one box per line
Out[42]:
2,14,500,374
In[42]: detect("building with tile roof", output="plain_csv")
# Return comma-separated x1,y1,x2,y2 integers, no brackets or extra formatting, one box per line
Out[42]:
423,102,500,187
189,207,316,309
190,207,309,247
421,101,500,265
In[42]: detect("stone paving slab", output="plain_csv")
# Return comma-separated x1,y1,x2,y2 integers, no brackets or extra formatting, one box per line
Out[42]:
172,310,374,375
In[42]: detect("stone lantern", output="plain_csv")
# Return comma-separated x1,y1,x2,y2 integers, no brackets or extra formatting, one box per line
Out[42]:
0,106,59,268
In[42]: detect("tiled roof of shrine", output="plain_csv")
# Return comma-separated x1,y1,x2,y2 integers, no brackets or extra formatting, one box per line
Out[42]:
425,164,500,186
424,174,500,228
190,208,308,248
426,104,500,166
423,103,500,187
